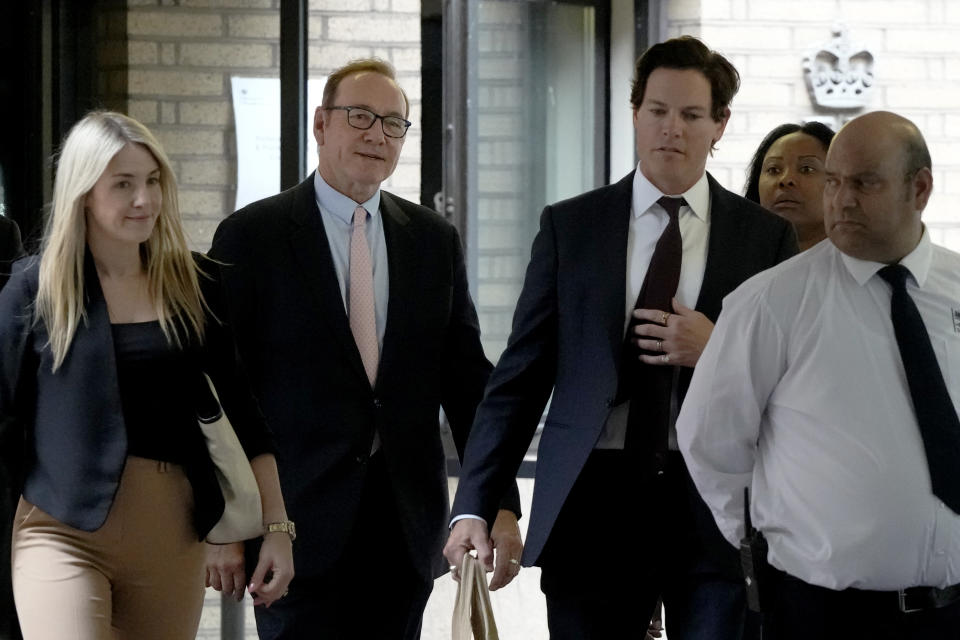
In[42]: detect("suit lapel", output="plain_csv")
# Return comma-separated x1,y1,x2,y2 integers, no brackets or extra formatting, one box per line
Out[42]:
600,172,634,373
285,175,368,383
377,192,415,390
695,174,741,321
82,250,118,366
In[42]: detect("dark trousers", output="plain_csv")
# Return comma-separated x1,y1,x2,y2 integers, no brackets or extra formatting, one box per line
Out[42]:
764,569,960,640
254,454,433,640
658,454,747,640
538,451,748,640
660,572,747,640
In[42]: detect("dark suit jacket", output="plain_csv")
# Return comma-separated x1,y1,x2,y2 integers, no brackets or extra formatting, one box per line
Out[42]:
0,217,23,290
451,171,797,573
0,253,274,538
0,216,23,640
209,174,520,582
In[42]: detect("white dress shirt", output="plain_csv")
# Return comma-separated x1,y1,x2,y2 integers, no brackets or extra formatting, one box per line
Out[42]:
595,164,710,449
677,230,960,590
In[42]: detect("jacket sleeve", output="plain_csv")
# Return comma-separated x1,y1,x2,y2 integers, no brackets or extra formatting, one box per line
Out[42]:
195,251,276,460
438,225,521,518
451,205,561,526
0,259,37,487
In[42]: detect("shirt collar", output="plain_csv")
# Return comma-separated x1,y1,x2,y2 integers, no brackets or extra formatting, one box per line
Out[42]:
313,170,381,224
631,163,710,223
840,226,933,287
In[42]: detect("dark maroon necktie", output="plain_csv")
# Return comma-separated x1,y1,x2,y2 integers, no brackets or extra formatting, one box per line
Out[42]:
620,196,686,454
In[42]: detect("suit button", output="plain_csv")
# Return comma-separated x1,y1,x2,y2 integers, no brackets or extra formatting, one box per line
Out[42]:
355,454,368,464
373,398,382,409
605,397,615,408
654,452,666,475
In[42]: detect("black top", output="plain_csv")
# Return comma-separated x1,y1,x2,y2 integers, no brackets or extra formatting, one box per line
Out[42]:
0,252,275,538
112,320,196,465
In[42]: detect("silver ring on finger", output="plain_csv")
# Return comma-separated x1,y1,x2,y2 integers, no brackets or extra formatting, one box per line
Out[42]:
656,339,663,352
661,353,670,364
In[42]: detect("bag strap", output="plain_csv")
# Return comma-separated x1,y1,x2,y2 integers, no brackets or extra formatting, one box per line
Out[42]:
451,553,499,640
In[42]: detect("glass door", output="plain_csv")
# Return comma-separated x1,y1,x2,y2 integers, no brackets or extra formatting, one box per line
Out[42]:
443,0,609,362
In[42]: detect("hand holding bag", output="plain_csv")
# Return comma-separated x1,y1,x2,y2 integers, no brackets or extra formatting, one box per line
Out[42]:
451,552,499,640
199,373,263,544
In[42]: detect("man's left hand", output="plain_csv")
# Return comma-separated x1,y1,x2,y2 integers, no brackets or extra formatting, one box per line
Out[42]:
488,509,523,591
633,298,714,368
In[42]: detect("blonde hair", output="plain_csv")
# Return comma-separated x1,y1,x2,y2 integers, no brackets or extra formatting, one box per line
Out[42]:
37,111,206,370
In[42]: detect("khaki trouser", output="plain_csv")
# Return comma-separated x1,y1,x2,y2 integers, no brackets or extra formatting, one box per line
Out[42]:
12,457,206,640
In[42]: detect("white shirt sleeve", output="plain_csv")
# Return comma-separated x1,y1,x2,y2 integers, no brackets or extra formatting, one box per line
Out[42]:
449,514,486,528
676,286,787,547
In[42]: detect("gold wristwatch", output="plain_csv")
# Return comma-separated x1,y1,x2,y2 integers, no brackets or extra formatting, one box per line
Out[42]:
264,520,296,541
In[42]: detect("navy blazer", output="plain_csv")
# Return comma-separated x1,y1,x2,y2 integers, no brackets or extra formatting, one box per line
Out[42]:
0,252,274,538
452,171,798,572
210,175,521,581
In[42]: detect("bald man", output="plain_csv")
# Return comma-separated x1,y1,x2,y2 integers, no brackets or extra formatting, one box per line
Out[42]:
677,111,960,640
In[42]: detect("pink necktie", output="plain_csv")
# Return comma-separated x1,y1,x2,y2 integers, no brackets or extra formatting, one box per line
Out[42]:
350,206,378,387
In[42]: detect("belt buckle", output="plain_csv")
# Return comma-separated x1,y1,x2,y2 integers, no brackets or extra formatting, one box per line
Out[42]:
898,589,923,614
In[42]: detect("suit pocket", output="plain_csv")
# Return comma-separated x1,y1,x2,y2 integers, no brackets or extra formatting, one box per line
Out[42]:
933,335,959,401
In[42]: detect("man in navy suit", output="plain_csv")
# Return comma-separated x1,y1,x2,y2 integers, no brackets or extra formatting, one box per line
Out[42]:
444,37,797,639
208,59,521,639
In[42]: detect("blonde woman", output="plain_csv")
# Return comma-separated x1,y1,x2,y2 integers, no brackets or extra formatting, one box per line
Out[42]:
0,111,293,639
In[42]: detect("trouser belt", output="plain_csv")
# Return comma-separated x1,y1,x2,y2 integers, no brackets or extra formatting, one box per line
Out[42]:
897,584,960,613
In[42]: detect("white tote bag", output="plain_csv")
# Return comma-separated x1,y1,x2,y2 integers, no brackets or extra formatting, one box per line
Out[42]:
199,374,263,544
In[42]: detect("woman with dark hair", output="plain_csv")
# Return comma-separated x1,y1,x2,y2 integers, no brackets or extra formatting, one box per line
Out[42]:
744,121,835,251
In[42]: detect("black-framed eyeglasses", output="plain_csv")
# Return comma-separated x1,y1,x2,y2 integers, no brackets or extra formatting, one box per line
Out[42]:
324,106,411,139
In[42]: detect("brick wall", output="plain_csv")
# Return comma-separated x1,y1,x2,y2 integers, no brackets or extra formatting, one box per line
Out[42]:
113,0,421,252
663,0,960,252
475,1,533,359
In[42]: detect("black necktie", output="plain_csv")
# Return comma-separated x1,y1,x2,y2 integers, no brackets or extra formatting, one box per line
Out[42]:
620,196,686,454
878,264,960,514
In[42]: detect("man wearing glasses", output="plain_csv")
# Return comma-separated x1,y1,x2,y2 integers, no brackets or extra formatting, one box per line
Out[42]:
208,58,522,639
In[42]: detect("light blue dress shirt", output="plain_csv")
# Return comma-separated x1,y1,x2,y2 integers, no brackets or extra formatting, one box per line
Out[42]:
313,171,390,350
